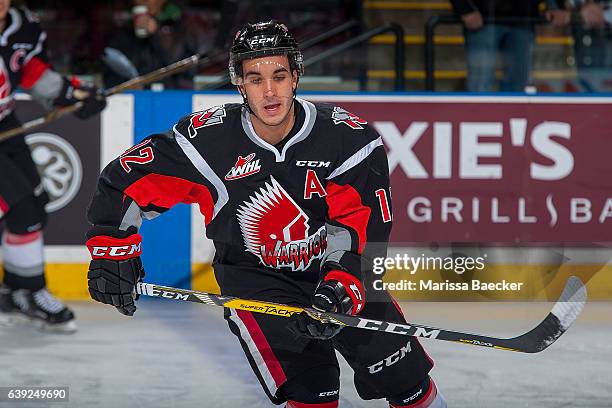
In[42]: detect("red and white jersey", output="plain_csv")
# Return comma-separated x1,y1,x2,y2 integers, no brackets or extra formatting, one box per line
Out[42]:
0,7,51,124
88,98,393,298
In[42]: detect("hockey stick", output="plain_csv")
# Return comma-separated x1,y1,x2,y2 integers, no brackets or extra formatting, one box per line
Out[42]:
0,53,207,143
135,276,586,353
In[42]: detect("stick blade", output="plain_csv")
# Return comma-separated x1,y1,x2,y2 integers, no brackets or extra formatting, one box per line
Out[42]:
550,275,587,333
515,276,587,353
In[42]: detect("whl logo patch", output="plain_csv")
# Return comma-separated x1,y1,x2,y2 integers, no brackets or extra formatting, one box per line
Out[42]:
331,106,367,129
225,153,261,180
237,176,327,271
187,106,226,138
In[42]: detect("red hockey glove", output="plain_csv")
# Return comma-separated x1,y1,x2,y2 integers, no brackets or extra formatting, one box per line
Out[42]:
288,269,366,340
314,270,365,316
86,234,144,316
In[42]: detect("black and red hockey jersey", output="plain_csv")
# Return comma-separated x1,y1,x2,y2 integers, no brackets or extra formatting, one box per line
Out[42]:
87,98,393,303
0,7,52,125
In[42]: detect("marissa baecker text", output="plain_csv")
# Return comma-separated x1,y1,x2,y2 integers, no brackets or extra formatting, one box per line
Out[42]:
373,279,524,292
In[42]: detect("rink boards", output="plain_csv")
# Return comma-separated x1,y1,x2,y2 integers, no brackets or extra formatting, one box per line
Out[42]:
2,92,610,300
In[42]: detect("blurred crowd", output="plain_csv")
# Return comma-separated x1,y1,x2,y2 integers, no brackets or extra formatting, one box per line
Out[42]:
23,0,359,89
15,0,612,92
450,0,612,92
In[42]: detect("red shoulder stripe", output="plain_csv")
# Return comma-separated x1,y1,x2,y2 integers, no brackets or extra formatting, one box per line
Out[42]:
124,174,214,225
325,181,370,254
20,56,50,89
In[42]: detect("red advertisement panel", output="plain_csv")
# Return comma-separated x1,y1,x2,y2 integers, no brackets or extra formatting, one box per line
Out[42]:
317,96,612,243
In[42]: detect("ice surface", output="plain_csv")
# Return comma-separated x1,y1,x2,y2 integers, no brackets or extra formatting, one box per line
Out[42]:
0,299,610,407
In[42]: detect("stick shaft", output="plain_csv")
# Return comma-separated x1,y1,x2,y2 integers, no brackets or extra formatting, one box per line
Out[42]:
105,54,201,96
135,277,585,353
0,54,204,143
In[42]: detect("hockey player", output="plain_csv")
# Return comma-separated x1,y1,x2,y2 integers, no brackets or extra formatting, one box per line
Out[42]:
0,2,106,332
86,21,446,407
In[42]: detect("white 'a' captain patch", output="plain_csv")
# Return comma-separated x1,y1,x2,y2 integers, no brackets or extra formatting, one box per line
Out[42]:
236,176,327,271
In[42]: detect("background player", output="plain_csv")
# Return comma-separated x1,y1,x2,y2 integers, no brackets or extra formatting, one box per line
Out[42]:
86,21,446,407
0,0,106,332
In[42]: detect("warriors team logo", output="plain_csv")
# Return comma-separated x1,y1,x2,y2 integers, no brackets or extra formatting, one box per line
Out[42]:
187,106,226,138
25,133,83,213
225,153,261,180
331,106,367,129
237,177,327,271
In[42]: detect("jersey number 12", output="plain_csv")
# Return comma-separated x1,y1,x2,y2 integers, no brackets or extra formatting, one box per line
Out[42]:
120,139,155,173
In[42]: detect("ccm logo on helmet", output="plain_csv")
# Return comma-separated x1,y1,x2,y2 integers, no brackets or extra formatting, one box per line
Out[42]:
248,36,278,47
91,244,142,258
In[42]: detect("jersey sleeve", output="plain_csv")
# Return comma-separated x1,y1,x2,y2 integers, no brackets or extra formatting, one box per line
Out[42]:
322,127,392,287
17,10,66,110
18,12,51,90
87,129,218,240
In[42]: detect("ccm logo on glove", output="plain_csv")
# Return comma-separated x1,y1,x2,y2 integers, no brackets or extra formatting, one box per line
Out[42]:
86,234,142,260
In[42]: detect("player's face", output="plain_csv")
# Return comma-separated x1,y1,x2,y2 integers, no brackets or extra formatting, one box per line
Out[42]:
0,0,10,21
240,55,297,128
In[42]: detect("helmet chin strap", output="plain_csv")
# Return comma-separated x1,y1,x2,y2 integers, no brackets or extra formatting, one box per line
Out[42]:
238,86,253,114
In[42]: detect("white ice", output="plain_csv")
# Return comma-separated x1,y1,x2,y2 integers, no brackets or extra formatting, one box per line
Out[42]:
0,299,610,407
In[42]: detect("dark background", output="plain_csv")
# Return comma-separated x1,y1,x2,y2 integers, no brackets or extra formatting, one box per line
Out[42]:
14,100,101,245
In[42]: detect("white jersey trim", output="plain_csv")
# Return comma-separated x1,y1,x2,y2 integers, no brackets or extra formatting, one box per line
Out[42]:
0,9,22,46
119,200,144,232
241,98,317,162
326,137,383,180
228,309,279,397
173,128,229,219
321,223,353,265
23,30,46,65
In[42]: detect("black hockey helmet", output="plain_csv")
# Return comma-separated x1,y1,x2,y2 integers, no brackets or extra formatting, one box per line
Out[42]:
229,20,304,85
